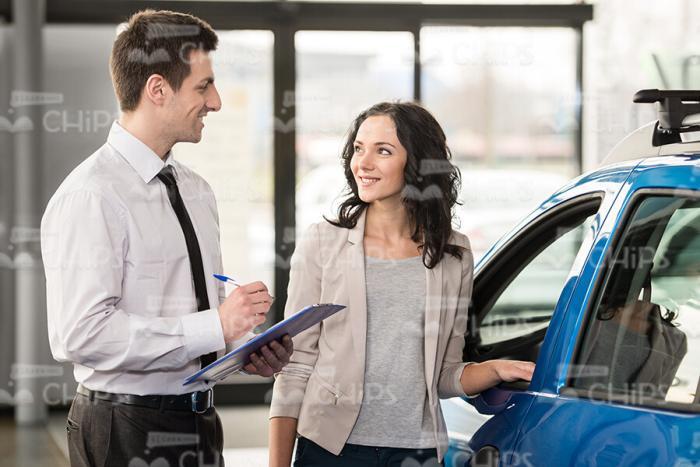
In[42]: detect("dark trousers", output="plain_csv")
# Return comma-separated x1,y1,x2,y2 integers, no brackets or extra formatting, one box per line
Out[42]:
294,437,443,467
66,393,225,467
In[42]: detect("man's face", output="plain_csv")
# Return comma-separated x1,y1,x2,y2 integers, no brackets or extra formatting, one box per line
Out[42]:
165,49,222,144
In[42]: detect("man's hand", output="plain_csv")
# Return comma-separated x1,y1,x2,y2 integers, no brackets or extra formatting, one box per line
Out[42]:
218,281,273,343
243,335,293,377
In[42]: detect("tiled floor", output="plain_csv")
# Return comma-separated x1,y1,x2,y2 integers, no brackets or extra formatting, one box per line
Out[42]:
1,405,273,466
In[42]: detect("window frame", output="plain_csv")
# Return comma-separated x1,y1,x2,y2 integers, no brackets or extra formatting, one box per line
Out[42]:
466,191,604,362
564,187,700,414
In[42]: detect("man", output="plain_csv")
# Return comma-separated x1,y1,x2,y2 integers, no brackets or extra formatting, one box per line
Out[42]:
40,10,291,467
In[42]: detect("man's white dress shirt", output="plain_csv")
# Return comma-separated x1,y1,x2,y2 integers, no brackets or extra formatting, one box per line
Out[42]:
42,121,245,395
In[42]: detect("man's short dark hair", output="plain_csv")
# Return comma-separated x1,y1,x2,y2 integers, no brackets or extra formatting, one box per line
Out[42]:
110,9,218,111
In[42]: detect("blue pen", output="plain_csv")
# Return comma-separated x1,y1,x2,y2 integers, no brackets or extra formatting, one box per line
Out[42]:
213,274,241,286
214,274,275,301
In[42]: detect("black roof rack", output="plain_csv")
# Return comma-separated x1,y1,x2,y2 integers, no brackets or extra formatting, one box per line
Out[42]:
634,89,700,146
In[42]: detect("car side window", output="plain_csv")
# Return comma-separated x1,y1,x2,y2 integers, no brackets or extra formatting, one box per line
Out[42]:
480,217,595,345
570,194,700,410
468,195,601,362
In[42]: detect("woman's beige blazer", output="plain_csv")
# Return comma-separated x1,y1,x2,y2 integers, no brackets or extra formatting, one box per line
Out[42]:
269,210,474,461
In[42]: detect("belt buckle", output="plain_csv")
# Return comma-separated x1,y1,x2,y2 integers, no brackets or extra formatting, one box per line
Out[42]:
190,389,212,414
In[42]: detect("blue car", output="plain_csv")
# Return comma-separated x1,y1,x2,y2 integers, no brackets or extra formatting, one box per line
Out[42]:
442,89,700,467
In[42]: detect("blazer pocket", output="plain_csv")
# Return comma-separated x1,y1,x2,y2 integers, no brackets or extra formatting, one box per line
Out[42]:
307,369,341,406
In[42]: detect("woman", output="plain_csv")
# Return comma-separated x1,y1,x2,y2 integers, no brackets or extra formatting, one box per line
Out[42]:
269,102,535,466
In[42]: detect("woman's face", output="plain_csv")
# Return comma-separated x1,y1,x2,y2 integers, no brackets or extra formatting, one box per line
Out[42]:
350,115,408,205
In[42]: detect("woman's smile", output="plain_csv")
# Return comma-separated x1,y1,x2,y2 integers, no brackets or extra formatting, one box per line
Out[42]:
358,175,380,186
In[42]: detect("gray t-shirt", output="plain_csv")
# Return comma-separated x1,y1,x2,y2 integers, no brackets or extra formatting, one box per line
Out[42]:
347,255,435,449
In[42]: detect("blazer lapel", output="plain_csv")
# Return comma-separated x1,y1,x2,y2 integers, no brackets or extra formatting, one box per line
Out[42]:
346,211,368,374
424,258,444,396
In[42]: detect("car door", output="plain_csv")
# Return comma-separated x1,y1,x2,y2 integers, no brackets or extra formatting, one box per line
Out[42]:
443,184,616,467
506,162,700,467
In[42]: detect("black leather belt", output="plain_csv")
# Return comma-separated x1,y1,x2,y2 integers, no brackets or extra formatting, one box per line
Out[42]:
76,385,214,413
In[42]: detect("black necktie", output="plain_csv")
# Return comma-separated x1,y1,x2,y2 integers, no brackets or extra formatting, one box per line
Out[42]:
157,165,217,368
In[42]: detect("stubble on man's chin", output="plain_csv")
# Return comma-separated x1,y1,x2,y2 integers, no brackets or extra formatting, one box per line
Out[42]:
176,131,202,145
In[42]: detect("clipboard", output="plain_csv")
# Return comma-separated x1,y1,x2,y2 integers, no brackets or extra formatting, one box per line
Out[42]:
184,303,346,385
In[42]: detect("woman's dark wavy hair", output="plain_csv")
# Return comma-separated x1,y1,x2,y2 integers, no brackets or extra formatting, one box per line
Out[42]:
326,101,462,269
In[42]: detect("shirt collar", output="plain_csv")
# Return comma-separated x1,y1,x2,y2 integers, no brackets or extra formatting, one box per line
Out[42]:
107,121,176,183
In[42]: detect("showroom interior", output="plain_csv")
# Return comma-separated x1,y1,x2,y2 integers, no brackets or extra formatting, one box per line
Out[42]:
0,0,698,465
